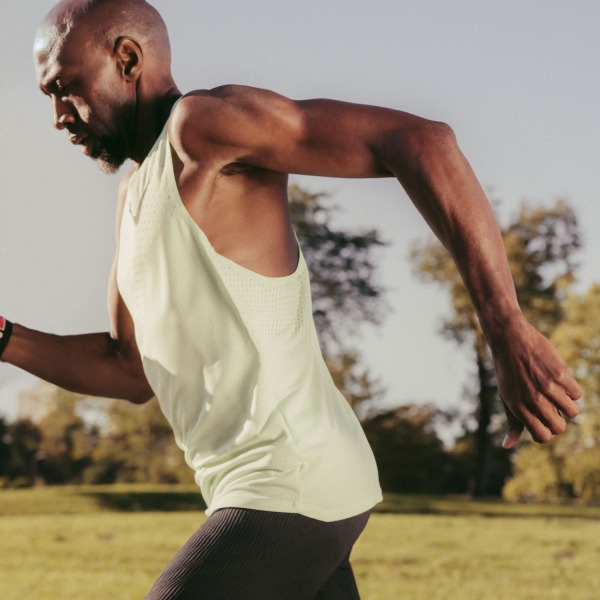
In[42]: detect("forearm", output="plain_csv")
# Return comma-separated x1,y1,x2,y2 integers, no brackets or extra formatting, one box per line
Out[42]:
1,323,153,403
384,123,523,338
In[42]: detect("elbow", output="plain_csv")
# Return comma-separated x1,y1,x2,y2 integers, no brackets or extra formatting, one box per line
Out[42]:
382,119,458,176
128,395,155,405
419,119,455,141
400,119,456,155
127,389,155,405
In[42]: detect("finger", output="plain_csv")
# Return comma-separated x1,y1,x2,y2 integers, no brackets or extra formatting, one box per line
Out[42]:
555,369,583,402
529,392,567,436
511,402,555,444
501,400,524,450
544,380,580,419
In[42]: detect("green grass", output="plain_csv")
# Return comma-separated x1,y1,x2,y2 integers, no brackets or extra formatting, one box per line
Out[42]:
1,487,600,599
354,513,600,600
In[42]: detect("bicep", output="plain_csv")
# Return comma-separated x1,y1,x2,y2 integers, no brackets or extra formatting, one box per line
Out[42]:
278,98,429,178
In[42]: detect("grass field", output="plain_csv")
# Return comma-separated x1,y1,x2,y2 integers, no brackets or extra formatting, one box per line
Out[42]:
1,487,600,600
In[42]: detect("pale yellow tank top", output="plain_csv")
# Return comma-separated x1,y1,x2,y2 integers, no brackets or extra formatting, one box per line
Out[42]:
117,104,382,521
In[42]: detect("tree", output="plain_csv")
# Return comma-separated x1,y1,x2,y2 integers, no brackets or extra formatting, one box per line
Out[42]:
0,419,11,480
411,200,580,496
505,284,600,504
324,352,384,410
290,184,387,410
0,419,42,488
0,388,98,487
36,388,99,485
84,398,194,485
289,184,387,354
361,404,451,493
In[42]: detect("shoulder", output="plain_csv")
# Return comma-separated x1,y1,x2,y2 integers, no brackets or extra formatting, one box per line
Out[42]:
173,85,297,122
168,85,303,158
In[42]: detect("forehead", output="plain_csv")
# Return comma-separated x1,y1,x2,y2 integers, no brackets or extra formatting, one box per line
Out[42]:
34,23,96,87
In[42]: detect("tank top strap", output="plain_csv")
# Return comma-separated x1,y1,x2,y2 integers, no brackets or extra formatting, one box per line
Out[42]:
128,97,185,218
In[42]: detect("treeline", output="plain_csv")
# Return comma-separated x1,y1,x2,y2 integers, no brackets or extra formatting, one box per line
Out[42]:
0,391,193,488
0,388,509,495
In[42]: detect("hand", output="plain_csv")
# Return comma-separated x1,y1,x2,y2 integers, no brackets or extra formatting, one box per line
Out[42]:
489,317,582,449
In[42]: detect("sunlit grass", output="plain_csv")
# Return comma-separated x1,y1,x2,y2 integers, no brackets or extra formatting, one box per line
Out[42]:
1,487,600,599
354,513,600,600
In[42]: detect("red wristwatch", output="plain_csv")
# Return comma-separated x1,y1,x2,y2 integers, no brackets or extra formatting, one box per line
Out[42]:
0,317,13,358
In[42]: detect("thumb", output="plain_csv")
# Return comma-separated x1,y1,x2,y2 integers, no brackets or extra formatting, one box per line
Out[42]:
501,399,525,450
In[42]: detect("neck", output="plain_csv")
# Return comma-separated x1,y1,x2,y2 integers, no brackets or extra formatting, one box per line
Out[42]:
130,80,182,166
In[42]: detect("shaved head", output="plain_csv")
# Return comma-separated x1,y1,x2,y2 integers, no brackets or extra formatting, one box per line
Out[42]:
38,0,171,66
34,0,177,174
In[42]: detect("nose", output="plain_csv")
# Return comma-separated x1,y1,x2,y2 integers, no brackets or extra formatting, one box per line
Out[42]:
52,96,76,131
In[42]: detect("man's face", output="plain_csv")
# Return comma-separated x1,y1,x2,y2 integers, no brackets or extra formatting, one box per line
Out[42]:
34,25,136,174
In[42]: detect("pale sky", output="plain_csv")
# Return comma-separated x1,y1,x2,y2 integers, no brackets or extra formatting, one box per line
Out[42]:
0,0,599,420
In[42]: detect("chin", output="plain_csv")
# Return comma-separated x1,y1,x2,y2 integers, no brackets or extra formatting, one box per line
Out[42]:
92,145,127,175
89,130,129,175
95,158,123,175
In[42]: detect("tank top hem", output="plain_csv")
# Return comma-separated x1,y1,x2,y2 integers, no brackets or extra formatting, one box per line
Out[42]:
205,492,383,523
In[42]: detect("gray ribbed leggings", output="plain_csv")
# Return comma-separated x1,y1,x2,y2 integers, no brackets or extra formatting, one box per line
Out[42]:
145,508,371,600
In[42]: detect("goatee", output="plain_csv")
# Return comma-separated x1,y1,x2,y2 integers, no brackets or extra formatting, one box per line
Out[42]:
90,134,128,174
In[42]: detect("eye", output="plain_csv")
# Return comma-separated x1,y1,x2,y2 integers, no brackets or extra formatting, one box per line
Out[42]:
55,79,73,94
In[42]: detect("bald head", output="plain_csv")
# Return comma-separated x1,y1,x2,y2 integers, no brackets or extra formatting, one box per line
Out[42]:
37,0,171,66
34,0,178,174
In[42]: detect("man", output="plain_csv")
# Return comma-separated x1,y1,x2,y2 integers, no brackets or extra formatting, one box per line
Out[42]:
0,0,582,598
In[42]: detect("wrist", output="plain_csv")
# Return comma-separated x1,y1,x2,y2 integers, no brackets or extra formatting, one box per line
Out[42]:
479,307,529,346
0,317,14,361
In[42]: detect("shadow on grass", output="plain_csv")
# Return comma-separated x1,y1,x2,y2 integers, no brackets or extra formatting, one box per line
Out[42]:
376,493,600,520
3,486,600,518
81,491,207,512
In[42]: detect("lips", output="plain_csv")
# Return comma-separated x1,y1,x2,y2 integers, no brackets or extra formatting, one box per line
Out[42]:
68,133,92,155
69,132,83,143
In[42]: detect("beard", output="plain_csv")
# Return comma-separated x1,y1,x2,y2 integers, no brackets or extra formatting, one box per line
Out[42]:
88,100,137,175
92,135,129,175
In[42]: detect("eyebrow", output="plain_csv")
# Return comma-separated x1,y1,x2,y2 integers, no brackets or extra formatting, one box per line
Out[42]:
39,75,56,93
37,60,64,94
39,74,65,96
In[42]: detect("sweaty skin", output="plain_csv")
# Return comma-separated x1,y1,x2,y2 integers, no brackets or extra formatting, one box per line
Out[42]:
1,0,582,448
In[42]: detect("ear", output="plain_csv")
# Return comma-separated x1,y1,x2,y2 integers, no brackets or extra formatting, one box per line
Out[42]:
114,37,143,82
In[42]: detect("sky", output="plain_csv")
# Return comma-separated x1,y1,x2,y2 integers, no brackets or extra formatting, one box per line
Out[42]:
0,0,599,420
